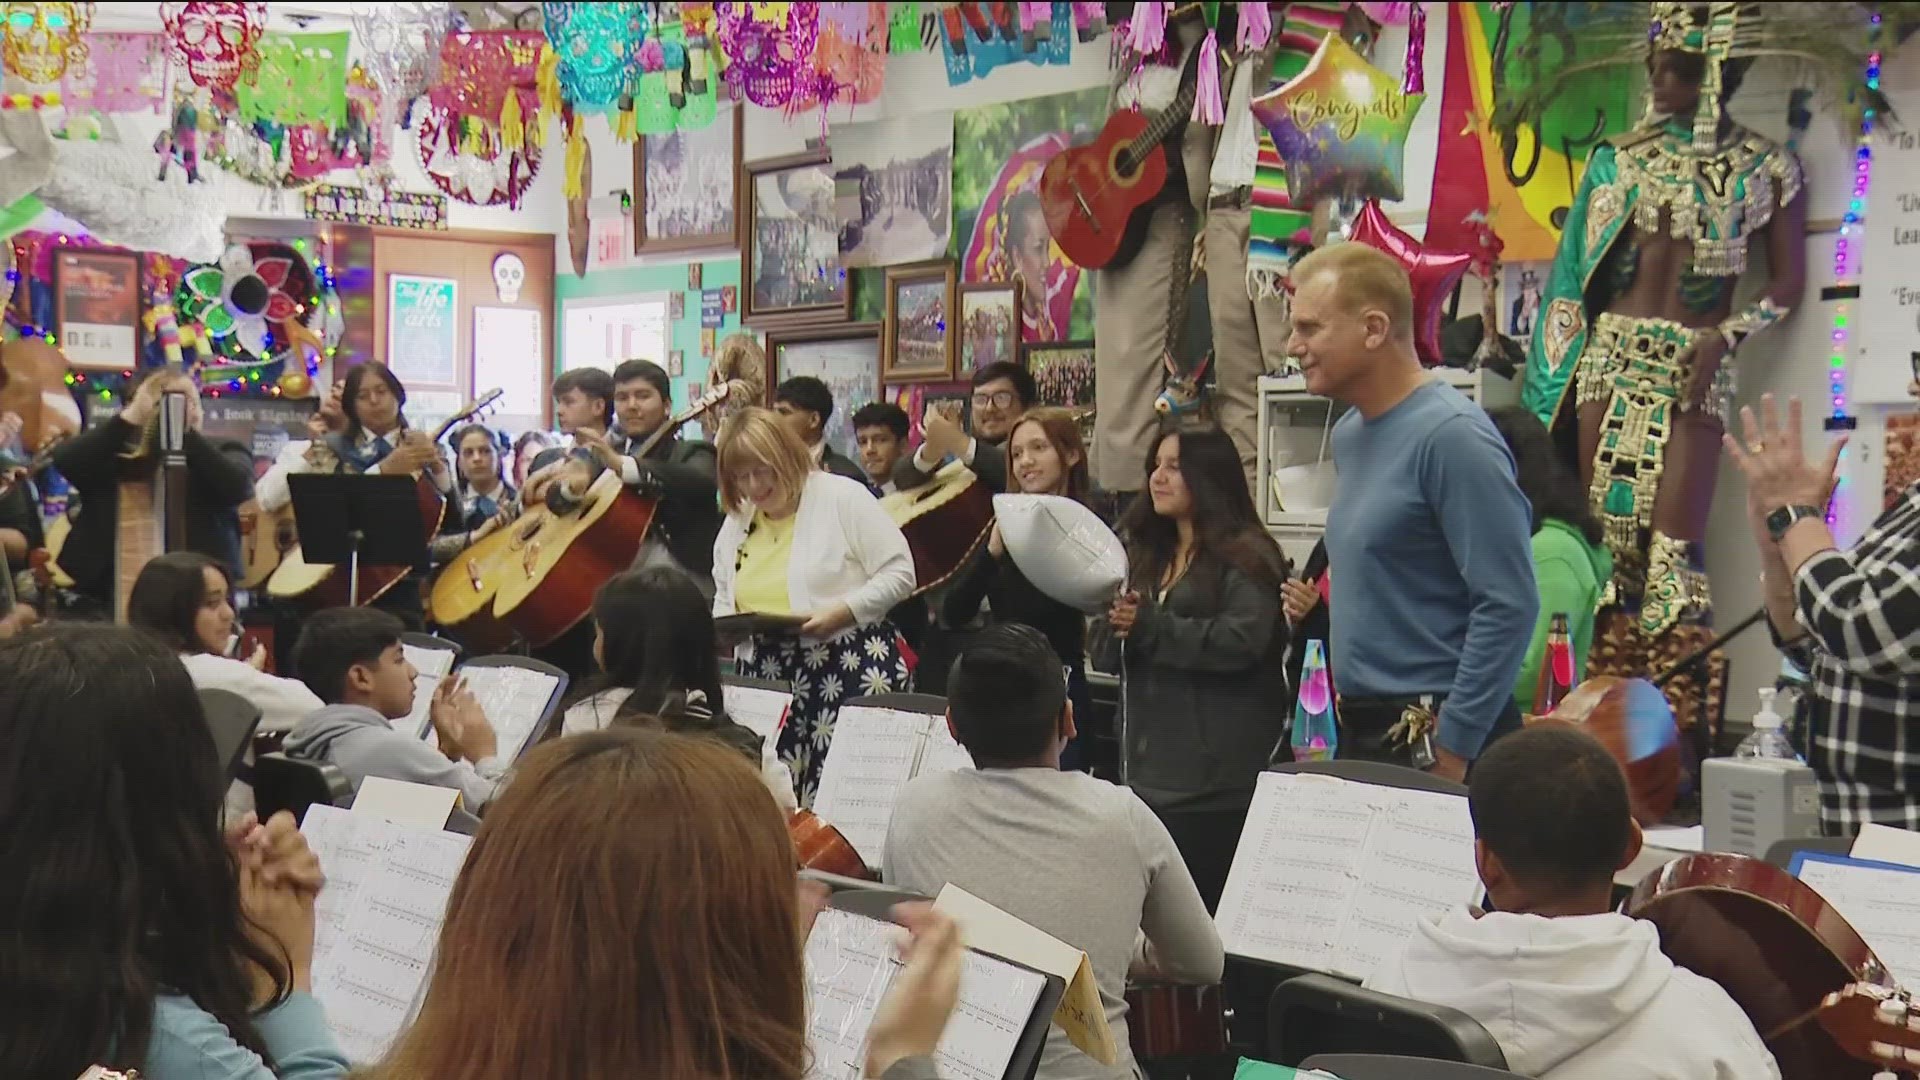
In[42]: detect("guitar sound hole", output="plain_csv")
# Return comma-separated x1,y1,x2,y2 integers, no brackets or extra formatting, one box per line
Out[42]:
1115,151,1138,179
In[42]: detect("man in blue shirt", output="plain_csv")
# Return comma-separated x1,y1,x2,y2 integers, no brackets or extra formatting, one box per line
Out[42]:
1287,243,1537,781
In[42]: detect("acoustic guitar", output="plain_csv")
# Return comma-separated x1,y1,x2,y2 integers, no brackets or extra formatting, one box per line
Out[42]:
1039,47,1201,270
474,383,735,646
789,808,873,881
237,497,297,589
267,389,502,607
1819,983,1920,1075
1125,983,1227,1061
879,460,995,595
1626,852,1894,1080
1537,676,1682,826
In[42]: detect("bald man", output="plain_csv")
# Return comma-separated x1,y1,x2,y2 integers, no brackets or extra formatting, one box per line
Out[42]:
1288,244,1537,782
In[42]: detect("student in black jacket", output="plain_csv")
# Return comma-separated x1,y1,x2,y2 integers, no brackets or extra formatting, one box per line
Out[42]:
572,359,723,597
942,407,1095,770
772,375,871,491
50,369,254,616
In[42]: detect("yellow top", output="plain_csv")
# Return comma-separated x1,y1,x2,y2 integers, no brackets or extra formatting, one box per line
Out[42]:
733,510,796,615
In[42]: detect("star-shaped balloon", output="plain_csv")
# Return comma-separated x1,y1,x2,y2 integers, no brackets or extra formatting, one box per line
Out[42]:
1251,34,1423,208
1347,200,1472,367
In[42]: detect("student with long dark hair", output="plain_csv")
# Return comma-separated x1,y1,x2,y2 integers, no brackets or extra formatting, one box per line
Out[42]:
561,566,796,809
1486,408,1613,712
127,552,324,735
1094,422,1290,911
943,407,1096,769
0,623,345,1079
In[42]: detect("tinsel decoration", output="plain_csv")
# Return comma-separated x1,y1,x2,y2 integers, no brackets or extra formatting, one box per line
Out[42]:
542,2,646,114
1126,0,1165,54
3,2,94,87
562,109,586,199
1402,0,1425,95
1237,1,1271,51
160,2,267,93
1193,2,1223,124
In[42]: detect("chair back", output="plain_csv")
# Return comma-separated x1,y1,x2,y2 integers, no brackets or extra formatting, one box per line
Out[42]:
197,687,262,781
252,752,353,825
1763,834,1853,870
1300,1054,1525,1079
1269,973,1507,1069
401,631,463,660
827,882,931,922
1271,758,1468,796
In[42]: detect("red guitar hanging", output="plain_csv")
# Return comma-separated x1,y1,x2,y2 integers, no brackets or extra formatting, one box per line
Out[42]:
1039,47,1201,270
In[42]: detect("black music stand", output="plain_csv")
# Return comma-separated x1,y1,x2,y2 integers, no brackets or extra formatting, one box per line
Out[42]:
287,473,427,606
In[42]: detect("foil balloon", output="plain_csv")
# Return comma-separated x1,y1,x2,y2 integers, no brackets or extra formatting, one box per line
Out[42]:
1250,34,1422,209
1346,199,1471,367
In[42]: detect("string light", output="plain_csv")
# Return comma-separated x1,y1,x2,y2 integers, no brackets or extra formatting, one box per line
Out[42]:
1826,11,1879,526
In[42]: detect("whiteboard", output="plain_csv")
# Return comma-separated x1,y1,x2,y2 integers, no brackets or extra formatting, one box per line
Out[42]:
1854,44,1920,405
560,294,669,374
472,306,544,421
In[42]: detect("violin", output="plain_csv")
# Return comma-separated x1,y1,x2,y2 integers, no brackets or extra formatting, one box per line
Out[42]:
788,809,873,881
1626,852,1892,1079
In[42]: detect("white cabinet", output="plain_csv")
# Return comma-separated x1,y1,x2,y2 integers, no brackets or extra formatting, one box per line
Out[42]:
1255,367,1520,565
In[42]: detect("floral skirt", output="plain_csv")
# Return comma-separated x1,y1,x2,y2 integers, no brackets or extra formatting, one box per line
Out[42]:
748,621,907,807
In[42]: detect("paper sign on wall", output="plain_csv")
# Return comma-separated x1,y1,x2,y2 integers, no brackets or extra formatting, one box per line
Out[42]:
701,288,725,328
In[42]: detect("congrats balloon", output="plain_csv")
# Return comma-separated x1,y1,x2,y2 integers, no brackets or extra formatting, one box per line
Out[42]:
992,494,1126,614
1250,34,1423,208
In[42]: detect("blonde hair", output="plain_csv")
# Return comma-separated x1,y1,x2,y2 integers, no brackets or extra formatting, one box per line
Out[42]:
1291,242,1415,342
716,407,812,514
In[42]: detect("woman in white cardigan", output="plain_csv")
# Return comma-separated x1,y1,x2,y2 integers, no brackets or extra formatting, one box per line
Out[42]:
126,552,323,735
713,407,916,805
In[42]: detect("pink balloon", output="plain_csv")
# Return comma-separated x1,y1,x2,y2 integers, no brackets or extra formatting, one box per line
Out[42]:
1347,199,1472,367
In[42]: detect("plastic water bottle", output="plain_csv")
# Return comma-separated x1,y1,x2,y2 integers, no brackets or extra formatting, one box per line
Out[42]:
1292,639,1337,761
1733,688,1802,763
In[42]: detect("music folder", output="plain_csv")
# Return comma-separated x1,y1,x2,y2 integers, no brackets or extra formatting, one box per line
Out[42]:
715,611,810,645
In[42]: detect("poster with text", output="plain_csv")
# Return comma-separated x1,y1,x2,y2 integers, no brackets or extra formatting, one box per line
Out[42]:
1858,56,1920,407
387,274,459,388
831,114,954,268
54,249,141,371
953,86,1105,342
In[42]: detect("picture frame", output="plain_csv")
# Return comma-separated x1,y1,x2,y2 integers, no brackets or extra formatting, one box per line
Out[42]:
1021,339,1096,411
882,260,957,384
957,280,1022,372
634,104,744,255
893,380,972,443
52,248,142,372
742,151,853,329
765,321,882,456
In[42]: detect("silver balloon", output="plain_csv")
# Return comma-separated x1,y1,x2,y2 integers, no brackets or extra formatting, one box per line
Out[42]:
992,494,1128,614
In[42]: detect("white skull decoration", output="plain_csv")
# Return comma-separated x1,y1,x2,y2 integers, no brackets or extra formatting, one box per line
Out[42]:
491,252,525,304
3,1,92,86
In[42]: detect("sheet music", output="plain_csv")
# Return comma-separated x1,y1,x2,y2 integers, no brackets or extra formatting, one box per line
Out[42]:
305,805,471,1064
726,684,793,742
811,707,931,867
802,909,1045,1080
934,951,1046,1080
399,645,456,735
917,718,976,777
1215,773,1480,981
1794,854,1920,991
453,665,560,760
804,909,900,1080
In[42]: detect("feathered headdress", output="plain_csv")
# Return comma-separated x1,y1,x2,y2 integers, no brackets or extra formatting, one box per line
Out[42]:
1494,3,1920,151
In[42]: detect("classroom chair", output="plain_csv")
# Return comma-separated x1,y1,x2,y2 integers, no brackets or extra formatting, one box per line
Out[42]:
1268,974,1507,1070
252,752,353,825
1300,1053,1527,1079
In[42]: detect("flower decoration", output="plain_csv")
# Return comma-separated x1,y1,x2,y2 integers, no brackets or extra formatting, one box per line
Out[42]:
3,1,93,87
160,1,267,94
176,243,308,359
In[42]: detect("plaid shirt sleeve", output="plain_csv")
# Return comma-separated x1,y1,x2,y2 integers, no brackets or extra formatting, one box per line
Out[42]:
1792,541,1920,681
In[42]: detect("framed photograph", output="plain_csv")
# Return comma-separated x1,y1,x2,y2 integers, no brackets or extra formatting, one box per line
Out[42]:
688,262,703,290
893,381,972,443
957,280,1021,372
667,349,684,377
668,291,685,321
883,260,957,384
1022,339,1096,410
743,151,853,329
53,249,141,371
766,321,882,457
634,104,743,254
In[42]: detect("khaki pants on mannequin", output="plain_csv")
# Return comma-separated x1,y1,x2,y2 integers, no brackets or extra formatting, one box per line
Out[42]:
1093,201,1193,493
1204,200,1292,498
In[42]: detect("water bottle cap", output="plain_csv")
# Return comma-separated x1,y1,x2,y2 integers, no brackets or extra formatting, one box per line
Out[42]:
1754,687,1783,729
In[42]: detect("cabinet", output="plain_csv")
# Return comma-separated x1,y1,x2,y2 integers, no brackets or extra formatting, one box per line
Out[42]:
1255,367,1520,564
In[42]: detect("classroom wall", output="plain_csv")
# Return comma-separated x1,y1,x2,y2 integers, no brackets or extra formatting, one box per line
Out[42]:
553,257,743,420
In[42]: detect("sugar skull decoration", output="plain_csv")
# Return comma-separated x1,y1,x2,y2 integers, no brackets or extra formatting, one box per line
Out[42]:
541,2,646,113
3,1,93,88
160,1,267,94
491,251,524,303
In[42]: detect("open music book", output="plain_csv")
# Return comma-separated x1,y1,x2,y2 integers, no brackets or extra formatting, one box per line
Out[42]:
811,705,975,868
1214,771,1483,981
301,803,471,1063
411,662,564,762
398,644,456,734
724,683,793,743
1791,851,1920,991
805,907,1050,1080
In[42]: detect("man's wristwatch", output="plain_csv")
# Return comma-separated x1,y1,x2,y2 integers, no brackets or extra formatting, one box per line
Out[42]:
1765,504,1825,542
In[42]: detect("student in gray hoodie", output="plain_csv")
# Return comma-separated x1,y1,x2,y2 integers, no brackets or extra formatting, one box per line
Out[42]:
283,607,505,812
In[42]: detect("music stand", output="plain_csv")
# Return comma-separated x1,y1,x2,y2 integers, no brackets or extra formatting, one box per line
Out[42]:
287,474,427,606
